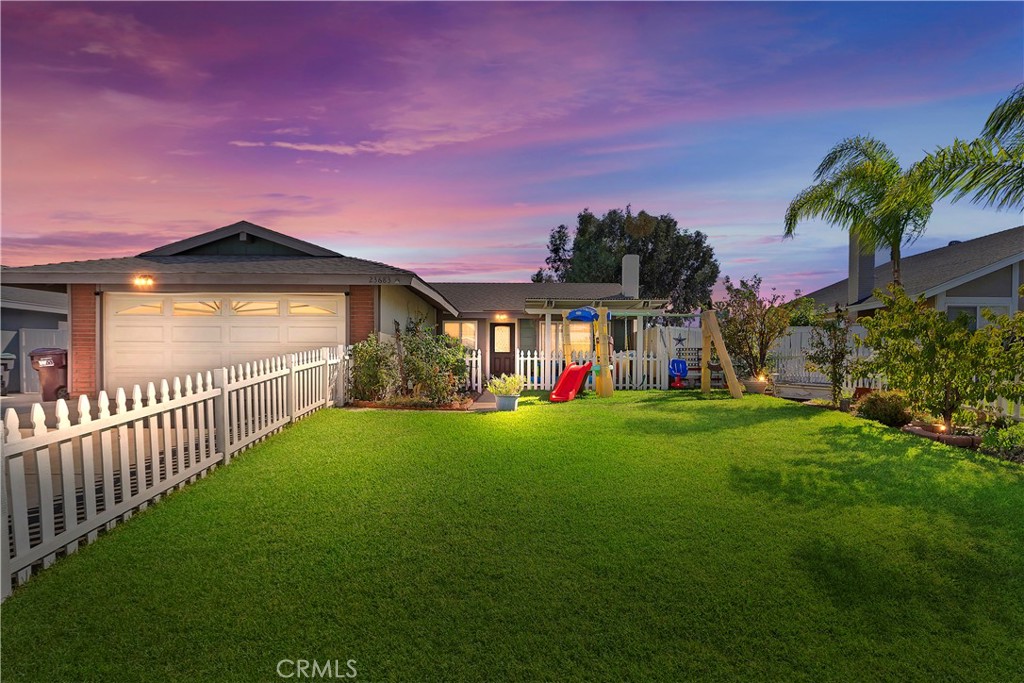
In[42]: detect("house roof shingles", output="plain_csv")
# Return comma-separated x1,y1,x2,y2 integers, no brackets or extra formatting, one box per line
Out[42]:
1,254,413,278
429,282,624,313
803,224,1024,308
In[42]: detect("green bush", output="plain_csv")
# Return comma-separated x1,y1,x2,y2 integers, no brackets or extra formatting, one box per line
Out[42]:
398,320,468,405
980,422,1024,462
349,335,399,401
487,374,527,396
854,390,912,427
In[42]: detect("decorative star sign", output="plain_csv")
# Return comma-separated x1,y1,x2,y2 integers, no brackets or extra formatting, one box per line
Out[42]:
674,334,687,347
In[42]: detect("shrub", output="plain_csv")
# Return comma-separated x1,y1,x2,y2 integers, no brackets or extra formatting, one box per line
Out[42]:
348,319,469,406
397,319,468,405
349,335,399,401
856,285,1024,432
855,390,912,428
804,303,853,406
980,422,1024,462
487,374,527,396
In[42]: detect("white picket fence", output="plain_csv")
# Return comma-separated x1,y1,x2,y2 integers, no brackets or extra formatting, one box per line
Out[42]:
464,349,483,393
515,350,669,391
1,345,347,599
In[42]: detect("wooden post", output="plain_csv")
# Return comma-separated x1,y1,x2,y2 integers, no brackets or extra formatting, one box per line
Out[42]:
701,319,712,393
211,367,232,464
701,310,744,399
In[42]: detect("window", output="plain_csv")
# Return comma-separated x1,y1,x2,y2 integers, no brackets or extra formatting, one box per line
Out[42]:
173,300,222,316
289,300,337,316
116,301,163,316
231,300,280,316
493,325,512,353
443,321,478,349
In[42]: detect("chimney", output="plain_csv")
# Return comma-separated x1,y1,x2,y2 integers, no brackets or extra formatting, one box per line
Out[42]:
622,254,640,299
847,233,874,305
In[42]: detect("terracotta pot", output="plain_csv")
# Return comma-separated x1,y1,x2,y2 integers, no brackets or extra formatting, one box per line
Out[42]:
741,379,769,394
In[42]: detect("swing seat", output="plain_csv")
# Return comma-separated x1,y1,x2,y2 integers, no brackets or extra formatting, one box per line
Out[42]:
668,359,688,389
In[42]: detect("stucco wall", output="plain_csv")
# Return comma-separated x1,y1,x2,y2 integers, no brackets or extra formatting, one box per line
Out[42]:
379,285,436,336
946,265,1013,297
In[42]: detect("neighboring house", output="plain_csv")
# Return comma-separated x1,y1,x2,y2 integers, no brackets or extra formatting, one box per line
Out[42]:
1,221,664,395
0,284,68,393
803,225,1024,327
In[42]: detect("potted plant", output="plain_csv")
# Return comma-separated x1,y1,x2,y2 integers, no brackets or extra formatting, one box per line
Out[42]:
487,374,527,412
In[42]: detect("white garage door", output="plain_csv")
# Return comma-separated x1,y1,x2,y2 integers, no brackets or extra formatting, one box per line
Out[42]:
103,293,346,391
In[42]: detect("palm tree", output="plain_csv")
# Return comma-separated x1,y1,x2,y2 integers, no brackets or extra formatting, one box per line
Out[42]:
913,83,1024,211
784,135,934,286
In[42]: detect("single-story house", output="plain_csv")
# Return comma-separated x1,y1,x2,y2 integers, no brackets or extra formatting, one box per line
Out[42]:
0,284,69,393
803,225,1024,326
1,221,666,395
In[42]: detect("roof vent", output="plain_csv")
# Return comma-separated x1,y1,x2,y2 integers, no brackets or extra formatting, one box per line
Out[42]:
948,240,962,246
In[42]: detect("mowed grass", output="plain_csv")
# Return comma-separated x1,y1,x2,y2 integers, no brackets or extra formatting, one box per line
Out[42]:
2,392,1022,682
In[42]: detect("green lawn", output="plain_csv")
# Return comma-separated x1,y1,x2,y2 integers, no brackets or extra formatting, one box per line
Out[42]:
2,392,1022,682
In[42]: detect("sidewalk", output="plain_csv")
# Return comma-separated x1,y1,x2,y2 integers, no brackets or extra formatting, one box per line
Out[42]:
470,390,496,412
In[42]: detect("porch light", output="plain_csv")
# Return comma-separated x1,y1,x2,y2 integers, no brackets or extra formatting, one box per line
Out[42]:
132,275,155,288
496,313,508,320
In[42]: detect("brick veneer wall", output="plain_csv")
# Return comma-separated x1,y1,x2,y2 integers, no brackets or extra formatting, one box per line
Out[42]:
69,284,98,397
348,285,376,343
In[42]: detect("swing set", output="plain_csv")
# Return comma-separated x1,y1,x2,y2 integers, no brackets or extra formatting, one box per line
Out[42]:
549,307,743,402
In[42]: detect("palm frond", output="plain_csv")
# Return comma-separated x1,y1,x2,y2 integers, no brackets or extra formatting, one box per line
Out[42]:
983,82,1024,144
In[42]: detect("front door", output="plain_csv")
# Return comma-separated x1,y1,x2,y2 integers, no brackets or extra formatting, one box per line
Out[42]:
490,323,515,377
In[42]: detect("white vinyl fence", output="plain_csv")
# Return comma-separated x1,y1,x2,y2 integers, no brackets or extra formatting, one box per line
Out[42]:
771,327,1021,418
1,345,347,599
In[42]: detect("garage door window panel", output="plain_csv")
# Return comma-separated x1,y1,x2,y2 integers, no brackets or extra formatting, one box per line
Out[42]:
289,300,338,316
116,301,164,316
174,300,223,316
232,300,280,316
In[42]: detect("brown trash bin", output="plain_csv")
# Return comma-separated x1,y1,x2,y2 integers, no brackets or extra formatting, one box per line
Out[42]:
29,348,70,401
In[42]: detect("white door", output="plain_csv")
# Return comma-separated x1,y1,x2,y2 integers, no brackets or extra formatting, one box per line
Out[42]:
103,293,346,391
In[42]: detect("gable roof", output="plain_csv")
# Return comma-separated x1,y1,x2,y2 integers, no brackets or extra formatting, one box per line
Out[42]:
139,220,340,257
430,282,625,314
803,225,1024,309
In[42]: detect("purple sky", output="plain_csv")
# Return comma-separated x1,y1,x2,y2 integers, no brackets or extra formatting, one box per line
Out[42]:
2,2,1022,294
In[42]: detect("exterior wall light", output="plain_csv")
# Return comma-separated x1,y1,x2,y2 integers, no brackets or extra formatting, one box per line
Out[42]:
132,275,155,288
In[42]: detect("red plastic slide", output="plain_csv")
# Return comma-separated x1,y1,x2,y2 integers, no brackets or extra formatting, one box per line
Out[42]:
549,362,593,403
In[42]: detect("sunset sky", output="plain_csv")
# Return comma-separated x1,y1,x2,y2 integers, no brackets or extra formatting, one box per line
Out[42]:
2,1,1021,294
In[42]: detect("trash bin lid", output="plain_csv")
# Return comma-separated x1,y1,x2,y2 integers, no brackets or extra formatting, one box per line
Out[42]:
29,347,67,357
0,353,15,360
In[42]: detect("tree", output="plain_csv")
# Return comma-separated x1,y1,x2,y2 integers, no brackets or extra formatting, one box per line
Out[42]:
855,286,1023,432
912,83,1024,211
715,275,791,379
534,207,719,313
784,136,935,286
804,303,853,406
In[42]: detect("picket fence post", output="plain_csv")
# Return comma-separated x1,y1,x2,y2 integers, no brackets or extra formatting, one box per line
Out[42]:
211,367,231,464
286,353,296,422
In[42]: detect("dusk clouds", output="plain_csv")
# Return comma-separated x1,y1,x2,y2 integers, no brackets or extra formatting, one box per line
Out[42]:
2,2,1021,292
